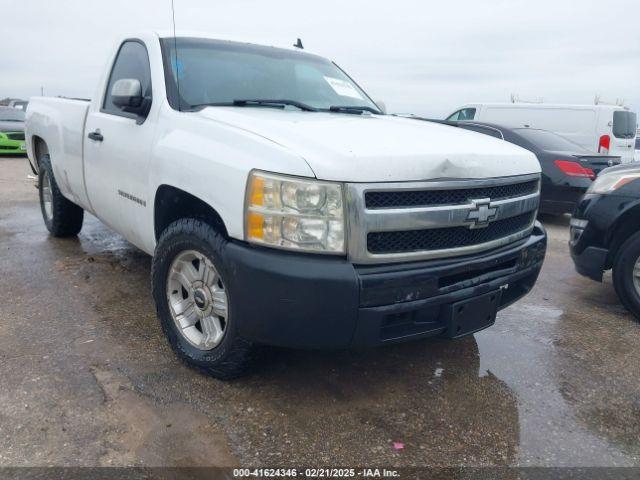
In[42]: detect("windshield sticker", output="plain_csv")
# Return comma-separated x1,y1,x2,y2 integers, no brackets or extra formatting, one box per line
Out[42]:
324,76,364,100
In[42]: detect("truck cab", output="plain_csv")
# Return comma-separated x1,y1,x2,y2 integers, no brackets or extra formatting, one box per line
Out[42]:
26,32,547,378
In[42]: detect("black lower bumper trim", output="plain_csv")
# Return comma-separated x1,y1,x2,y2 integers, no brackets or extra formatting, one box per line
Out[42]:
353,263,541,346
225,226,547,349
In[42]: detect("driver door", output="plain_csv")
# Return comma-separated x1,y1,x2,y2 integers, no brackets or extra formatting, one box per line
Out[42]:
83,40,156,249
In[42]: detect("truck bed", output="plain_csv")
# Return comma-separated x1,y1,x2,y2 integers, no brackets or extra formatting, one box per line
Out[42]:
26,96,92,210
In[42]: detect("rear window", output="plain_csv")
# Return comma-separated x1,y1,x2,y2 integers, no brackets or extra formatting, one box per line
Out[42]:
612,111,637,139
515,128,589,152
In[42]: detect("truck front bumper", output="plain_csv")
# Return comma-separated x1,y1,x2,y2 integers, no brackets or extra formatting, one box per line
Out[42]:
225,222,547,349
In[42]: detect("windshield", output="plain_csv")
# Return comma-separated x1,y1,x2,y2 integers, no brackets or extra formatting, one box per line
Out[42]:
161,38,380,112
0,108,25,121
612,111,637,139
515,128,589,153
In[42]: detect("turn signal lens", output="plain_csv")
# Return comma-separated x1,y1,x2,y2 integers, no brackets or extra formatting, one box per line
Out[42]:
249,176,265,207
247,212,265,240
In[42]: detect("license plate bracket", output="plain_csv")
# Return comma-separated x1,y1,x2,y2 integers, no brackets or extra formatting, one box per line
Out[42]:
446,290,502,338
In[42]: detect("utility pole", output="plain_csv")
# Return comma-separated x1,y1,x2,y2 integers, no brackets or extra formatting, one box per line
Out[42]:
40,86,44,96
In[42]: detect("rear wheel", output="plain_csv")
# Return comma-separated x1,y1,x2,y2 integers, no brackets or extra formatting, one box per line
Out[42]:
612,231,640,322
151,218,253,379
38,154,84,237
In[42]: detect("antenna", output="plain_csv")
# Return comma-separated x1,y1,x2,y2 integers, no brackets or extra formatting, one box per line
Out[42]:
294,38,304,49
171,0,181,111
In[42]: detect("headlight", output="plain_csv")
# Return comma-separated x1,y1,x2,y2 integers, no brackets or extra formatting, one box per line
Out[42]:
587,170,640,194
245,171,345,254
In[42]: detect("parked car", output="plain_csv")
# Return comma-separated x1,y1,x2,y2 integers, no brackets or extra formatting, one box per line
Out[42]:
0,97,20,107
445,103,637,164
25,31,547,378
0,106,26,155
570,164,640,321
10,100,28,112
635,137,640,161
419,120,620,215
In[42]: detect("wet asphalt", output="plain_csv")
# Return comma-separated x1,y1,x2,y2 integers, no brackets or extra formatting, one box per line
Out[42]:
1,156,639,468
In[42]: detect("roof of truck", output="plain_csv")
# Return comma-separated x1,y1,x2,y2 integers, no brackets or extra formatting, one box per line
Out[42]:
152,30,321,56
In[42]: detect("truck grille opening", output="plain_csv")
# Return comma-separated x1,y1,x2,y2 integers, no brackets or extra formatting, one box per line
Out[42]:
367,212,534,254
365,180,538,209
6,133,25,141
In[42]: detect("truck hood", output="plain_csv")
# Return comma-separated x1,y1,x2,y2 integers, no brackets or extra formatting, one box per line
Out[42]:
196,108,540,182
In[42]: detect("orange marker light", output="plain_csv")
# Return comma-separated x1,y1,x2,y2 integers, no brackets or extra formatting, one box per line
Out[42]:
249,176,265,206
247,212,265,240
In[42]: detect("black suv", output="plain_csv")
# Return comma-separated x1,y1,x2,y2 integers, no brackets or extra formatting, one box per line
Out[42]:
570,164,640,320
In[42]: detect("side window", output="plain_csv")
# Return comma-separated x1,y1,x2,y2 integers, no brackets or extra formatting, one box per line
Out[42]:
103,41,152,116
447,108,476,121
447,110,462,121
458,108,476,121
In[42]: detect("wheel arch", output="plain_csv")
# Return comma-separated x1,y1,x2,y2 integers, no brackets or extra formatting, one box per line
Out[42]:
32,135,49,167
605,202,640,269
154,185,229,241
29,135,49,173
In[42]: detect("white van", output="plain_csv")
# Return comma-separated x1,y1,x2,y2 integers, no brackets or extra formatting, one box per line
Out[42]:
446,103,637,163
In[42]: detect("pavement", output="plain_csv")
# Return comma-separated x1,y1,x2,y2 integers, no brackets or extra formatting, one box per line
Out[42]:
1,155,639,467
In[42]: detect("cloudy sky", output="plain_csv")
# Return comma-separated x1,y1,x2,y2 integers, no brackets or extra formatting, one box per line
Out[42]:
1,0,638,116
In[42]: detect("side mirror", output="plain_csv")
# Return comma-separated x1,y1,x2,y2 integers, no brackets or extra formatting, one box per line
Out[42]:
375,100,387,114
111,78,143,110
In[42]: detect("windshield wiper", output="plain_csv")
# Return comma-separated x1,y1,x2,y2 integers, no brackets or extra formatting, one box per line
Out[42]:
329,105,382,115
188,99,318,112
232,99,318,112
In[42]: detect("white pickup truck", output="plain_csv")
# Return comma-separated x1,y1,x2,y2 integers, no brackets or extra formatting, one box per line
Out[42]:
26,32,547,378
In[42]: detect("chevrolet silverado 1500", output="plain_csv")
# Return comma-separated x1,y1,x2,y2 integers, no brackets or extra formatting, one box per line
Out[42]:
25,32,547,378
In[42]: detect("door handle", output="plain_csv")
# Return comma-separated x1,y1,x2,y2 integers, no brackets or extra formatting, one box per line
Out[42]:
88,130,104,142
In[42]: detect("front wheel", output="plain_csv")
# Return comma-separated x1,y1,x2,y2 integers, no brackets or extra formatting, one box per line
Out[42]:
151,218,253,379
38,154,84,237
612,231,640,322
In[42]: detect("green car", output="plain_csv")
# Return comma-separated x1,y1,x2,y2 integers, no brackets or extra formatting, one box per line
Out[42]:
0,107,26,155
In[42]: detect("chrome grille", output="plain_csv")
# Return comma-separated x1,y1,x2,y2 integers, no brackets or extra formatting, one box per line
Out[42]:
365,179,538,209
346,174,540,264
367,212,535,253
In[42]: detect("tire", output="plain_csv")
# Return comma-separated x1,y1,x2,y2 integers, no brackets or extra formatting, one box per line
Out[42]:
38,154,84,237
151,218,253,379
612,231,640,322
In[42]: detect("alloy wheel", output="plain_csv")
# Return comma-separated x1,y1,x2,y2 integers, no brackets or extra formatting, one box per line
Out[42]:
166,249,229,350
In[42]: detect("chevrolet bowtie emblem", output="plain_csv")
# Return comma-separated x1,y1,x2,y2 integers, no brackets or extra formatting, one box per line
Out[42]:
467,199,498,228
